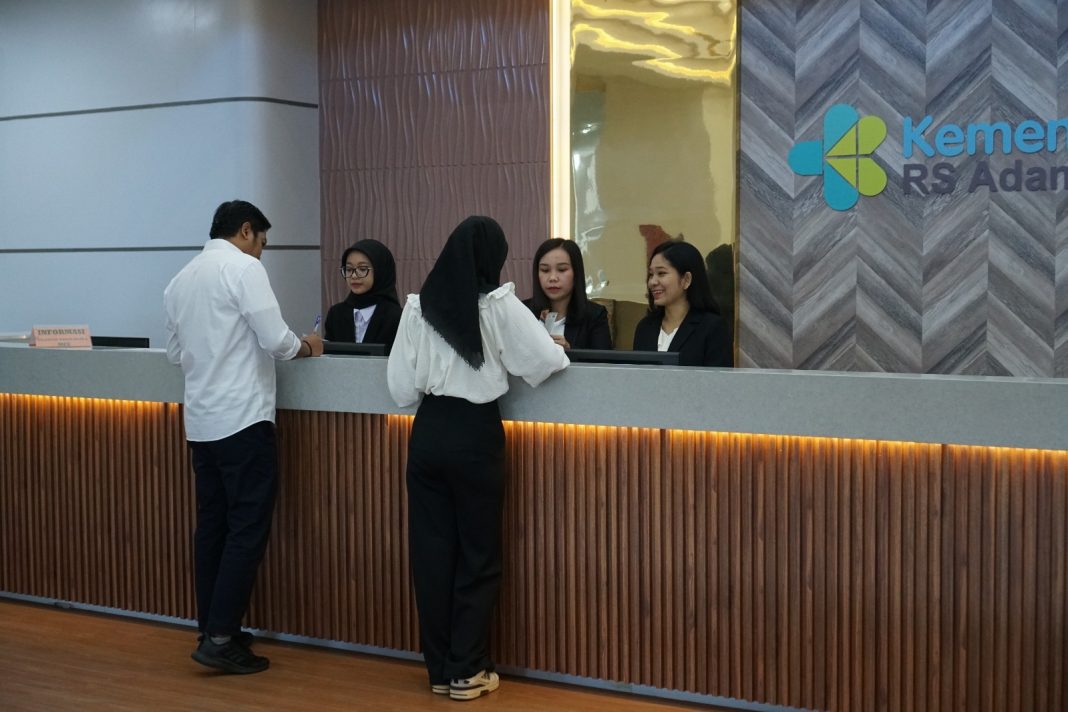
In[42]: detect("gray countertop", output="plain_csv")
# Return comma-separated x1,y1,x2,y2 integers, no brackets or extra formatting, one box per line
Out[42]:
1,344,1064,450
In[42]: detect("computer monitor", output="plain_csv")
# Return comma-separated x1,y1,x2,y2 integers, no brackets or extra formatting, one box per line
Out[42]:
322,340,387,357
91,335,150,348
566,348,680,366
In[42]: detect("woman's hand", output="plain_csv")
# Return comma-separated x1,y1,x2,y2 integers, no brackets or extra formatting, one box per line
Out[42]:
550,334,570,350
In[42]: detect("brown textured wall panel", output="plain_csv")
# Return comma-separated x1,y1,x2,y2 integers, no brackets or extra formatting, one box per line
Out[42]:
318,0,549,309
3,394,1068,711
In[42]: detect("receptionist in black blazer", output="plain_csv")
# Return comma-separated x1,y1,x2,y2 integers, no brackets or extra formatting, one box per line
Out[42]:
525,238,612,350
323,239,402,351
633,240,732,367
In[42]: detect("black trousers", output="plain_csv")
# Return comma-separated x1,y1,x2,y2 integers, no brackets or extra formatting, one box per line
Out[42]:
406,395,506,684
189,420,278,636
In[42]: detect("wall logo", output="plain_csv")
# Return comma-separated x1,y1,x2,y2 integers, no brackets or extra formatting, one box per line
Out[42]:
788,104,888,210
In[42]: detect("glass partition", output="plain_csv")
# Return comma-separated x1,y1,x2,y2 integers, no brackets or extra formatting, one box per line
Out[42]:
556,0,738,348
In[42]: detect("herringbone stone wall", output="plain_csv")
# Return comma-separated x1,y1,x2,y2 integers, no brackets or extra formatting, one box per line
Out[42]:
739,0,1068,377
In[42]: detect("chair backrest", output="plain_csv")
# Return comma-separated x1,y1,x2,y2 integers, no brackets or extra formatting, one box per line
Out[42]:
591,298,647,351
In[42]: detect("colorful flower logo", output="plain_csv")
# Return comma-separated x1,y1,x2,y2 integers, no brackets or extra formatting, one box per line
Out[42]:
788,104,888,210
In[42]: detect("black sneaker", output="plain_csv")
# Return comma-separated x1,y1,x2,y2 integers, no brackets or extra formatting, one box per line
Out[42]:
191,638,269,674
197,631,255,649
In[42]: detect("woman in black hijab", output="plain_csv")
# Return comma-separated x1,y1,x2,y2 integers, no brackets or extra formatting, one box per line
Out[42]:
387,216,568,700
323,239,402,349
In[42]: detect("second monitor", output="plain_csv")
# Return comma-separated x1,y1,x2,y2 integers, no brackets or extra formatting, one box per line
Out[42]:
566,349,679,366
322,341,387,357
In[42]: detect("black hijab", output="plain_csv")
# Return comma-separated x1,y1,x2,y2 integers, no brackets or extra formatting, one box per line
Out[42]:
420,216,509,369
340,239,399,309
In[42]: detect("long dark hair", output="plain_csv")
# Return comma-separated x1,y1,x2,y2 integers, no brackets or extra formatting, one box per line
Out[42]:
420,216,509,369
529,238,590,323
646,240,719,317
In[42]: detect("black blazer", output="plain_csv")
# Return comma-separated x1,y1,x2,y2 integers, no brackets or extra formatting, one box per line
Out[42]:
523,299,613,350
632,309,732,367
565,302,613,350
323,299,403,351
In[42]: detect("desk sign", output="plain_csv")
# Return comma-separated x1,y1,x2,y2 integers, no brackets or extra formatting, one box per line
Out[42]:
30,325,92,349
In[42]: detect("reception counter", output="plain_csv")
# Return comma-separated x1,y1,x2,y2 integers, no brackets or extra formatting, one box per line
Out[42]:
1,344,1066,712
4,343,1068,448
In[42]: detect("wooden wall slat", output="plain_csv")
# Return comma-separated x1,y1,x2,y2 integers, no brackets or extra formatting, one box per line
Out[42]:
1051,452,1067,711
979,449,995,712
719,432,733,696
831,440,846,712
1036,452,1053,712
901,445,916,712
752,433,767,701
4,394,1068,711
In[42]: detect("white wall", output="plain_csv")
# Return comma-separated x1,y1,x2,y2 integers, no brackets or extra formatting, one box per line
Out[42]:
0,0,320,346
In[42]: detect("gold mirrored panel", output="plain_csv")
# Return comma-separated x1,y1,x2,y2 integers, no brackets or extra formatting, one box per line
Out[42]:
563,0,737,348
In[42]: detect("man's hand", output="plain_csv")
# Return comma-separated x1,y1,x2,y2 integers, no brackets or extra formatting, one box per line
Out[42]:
301,333,324,357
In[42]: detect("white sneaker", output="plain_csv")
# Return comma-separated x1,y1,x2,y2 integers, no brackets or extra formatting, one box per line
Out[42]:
430,683,450,695
449,670,500,700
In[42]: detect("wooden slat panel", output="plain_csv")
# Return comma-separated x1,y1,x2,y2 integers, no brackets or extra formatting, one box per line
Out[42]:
3,394,1068,711
0,396,194,618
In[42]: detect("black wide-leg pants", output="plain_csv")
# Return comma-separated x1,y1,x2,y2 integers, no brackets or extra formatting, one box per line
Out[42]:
189,420,278,637
406,394,506,684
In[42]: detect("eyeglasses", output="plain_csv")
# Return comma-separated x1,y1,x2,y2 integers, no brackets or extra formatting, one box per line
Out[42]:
340,266,372,279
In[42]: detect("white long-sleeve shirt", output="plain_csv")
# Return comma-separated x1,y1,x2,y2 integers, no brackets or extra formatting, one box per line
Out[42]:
163,239,301,441
387,283,569,407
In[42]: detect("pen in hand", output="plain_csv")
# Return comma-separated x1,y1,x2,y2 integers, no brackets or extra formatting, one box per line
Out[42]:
300,315,325,358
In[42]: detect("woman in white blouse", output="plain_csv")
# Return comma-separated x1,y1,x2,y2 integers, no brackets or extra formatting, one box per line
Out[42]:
387,216,568,701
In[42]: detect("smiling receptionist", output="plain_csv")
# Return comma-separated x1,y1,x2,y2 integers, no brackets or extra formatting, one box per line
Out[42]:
323,239,402,351
633,240,732,367
524,238,612,350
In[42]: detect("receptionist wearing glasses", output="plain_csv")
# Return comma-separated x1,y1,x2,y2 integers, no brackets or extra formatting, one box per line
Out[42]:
323,239,402,351
633,240,732,367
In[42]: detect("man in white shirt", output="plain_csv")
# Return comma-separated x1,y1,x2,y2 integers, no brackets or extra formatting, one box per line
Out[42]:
163,200,323,675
